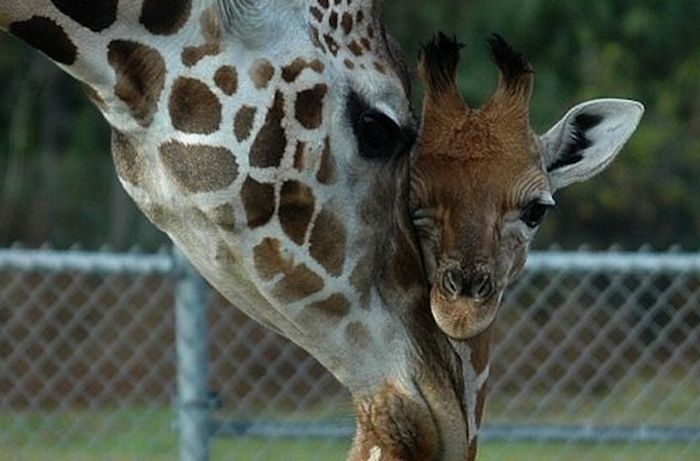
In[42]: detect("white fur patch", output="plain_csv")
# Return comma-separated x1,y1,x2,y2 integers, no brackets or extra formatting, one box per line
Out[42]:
368,446,382,461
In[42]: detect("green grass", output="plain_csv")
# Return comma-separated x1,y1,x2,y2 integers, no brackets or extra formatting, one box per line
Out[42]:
1,407,697,460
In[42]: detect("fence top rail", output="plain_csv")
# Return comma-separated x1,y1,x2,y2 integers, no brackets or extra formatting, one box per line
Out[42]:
1,248,699,275
526,251,700,273
0,248,174,275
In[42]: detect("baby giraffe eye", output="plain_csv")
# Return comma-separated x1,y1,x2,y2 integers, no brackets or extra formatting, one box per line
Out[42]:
520,200,553,228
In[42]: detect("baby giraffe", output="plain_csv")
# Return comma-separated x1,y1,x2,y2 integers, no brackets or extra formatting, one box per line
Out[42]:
411,33,643,458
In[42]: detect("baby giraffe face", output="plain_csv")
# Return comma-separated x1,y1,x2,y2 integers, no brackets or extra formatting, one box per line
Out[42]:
411,34,643,340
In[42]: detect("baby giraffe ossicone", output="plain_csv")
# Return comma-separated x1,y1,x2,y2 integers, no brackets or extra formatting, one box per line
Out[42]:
411,33,643,458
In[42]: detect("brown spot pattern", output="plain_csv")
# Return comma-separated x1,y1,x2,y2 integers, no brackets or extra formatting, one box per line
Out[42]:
140,0,192,35
10,17,77,66
390,230,423,290
294,142,307,171
108,40,166,127
241,177,275,228
111,130,142,185
212,204,236,232
214,66,238,95
351,253,373,310
181,8,222,66
295,84,328,130
182,43,220,67
249,59,275,89
279,181,316,245
234,106,257,142
51,0,118,32
301,293,351,322
348,41,363,56
272,265,324,303
310,7,323,22
341,13,353,35
282,59,325,83
323,35,339,55
345,321,371,348
254,239,324,301
254,238,293,281
250,92,286,168
282,59,307,83
316,138,336,184
310,208,346,276
169,77,222,134
160,141,238,193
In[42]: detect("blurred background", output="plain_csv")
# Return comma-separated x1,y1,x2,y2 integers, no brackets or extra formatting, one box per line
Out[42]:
1,0,699,250
1,1,699,460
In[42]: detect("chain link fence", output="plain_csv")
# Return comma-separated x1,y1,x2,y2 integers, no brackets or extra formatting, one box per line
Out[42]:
1,246,699,460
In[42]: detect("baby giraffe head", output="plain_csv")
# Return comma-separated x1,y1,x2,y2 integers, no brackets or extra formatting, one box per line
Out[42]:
411,33,643,340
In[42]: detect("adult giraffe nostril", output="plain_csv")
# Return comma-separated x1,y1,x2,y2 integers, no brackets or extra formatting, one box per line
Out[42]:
441,268,463,300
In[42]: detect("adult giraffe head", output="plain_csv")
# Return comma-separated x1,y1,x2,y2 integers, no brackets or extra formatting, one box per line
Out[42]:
411,33,644,340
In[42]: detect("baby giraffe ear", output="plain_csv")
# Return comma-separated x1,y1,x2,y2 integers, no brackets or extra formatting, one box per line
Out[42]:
541,99,644,192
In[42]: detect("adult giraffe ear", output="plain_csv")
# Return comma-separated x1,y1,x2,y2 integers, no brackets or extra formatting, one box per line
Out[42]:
541,98,644,192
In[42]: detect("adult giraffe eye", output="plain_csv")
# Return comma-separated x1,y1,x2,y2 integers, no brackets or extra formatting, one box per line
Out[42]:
355,110,402,160
521,201,552,228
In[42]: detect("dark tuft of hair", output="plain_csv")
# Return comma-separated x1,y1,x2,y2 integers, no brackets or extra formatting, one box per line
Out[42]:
547,112,603,172
419,32,464,96
488,33,532,89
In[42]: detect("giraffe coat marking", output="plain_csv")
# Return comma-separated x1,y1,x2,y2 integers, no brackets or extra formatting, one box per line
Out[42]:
160,141,238,193
50,0,118,32
107,40,165,127
169,77,222,134
10,16,77,65
140,0,192,36
241,177,275,228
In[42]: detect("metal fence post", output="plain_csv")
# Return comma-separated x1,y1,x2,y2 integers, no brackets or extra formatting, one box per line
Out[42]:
174,249,210,461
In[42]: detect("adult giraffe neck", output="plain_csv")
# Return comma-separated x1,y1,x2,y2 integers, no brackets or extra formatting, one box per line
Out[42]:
1,1,475,459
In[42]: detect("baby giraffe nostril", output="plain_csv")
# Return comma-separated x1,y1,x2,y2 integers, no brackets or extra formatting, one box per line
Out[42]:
441,268,463,300
474,274,494,300
463,272,494,301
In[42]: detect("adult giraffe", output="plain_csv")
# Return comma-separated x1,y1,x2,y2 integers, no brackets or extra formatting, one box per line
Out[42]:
411,33,643,459
1,1,470,460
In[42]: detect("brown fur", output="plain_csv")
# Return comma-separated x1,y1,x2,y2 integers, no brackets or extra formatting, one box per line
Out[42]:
295,84,328,129
10,17,77,65
111,130,142,186
214,65,238,95
279,180,316,245
160,141,238,193
350,383,440,461
107,40,166,127
140,0,191,35
412,34,549,461
240,177,275,228
169,77,222,134
234,106,257,142
249,92,286,167
249,59,275,89
310,207,347,276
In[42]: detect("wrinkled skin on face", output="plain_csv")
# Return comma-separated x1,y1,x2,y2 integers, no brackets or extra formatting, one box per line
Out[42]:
411,33,643,340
